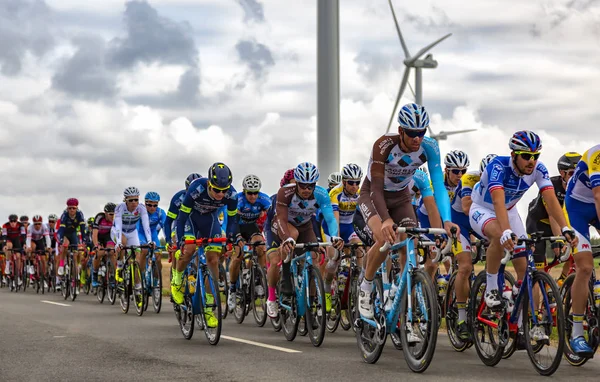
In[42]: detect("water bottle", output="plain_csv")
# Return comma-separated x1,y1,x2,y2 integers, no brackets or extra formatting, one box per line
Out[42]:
437,274,448,297
188,274,196,294
99,265,106,277
502,285,514,312
242,268,251,286
384,286,393,311
389,282,399,303
337,268,349,293
145,268,151,287
4,260,10,275
593,281,600,308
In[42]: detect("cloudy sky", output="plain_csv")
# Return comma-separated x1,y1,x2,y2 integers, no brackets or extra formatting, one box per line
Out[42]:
1,0,598,231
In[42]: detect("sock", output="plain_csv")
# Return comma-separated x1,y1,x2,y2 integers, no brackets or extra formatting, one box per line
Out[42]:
268,286,277,302
457,302,467,322
572,314,584,339
486,272,498,292
361,278,373,292
172,269,183,285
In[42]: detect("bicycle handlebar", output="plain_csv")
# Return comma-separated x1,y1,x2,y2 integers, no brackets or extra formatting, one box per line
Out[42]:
283,242,332,264
501,235,572,265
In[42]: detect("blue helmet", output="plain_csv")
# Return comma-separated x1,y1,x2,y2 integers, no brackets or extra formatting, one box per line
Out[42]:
397,103,429,130
185,173,202,189
208,162,233,189
145,191,160,202
294,162,320,183
509,130,542,152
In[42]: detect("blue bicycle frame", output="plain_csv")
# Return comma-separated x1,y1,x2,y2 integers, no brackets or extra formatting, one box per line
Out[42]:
279,248,313,318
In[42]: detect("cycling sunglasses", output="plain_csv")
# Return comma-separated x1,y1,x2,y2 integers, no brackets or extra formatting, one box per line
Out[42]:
145,203,158,208
298,183,316,190
402,128,427,138
126,198,139,203
449,168,467,175
515,151,540,161
345,180,361,186
210,186,229,194
245,191,259,196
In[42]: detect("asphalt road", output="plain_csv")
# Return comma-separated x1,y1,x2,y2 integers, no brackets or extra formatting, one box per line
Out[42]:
1,288,599,382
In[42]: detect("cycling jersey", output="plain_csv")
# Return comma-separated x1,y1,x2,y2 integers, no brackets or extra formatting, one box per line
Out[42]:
175,178,240,242
450,171,479,214
566,144,600,204
365,133,451,222
164,189,186,243
113,203,152,245
138,207,166,244
92,212,114,245
471,156,553,210
57,210,86,242
274,184,338,242
26,224,51,248
236,191,271,224
527,175,565,224
329,185,360,225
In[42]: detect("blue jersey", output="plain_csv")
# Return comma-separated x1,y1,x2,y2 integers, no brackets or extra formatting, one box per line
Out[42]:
57,209,86,240
138,207,166,244
176,178,240,241
164,189,186,244
237,191,272,225
472,156,553,210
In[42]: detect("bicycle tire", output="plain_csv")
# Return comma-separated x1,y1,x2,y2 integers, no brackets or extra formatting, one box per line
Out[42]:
444,271,470,352
281,292,299,342
97,269,106,303
347,272,359,334
133,261,145,316
251,265,268,327
176,272,194,340
522,271,564,376
107,261,117,305
218,263,229,320
152,264,162,313
306,266,327,347
70,257,78,302
40,272,45,295
120,262,130,314
501,271,517,359
562,274,597,367
233,267,248,324
270,282,282,332
355,274,385,364
326,275,342,333
201,267,222,345
470,270,504,367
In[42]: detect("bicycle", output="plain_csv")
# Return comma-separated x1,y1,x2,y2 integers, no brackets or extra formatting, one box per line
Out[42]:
4,249,22,292
231,241,268,327
30,249,48,295
46,250,56,293
174,237,226,345
218,247,230,320
561,244,600,366
470,233,569,376
355,227,446,373
143,246,164,313
60,245,82,301
0,251,5,288
93,247,117,304
326,242,366,333
117,245,148,316
279,242,329,347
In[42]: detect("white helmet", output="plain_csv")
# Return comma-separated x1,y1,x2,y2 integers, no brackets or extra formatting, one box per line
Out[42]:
479,154,498,174
341,163,363,180
242,174,261,192
294,162,320,184
328,172,342,185
444,150,470,168
123,186,140,198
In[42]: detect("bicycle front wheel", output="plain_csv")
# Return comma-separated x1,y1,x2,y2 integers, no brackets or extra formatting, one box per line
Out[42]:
120,264,130,314
251,265,268,327
133,261,145,316
399,268,439,373
200,267,222,345
151,264,162,313
306,266,327,347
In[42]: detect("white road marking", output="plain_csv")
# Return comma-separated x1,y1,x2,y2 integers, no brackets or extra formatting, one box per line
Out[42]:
53,336,66,338
221,335,302,353
41,300,71,307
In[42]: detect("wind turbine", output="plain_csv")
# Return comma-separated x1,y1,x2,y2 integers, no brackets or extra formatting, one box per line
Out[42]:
385,0,476,141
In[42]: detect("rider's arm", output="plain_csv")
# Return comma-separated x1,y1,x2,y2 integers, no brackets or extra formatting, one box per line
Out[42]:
368,136,394,222
140,206,153,244
423,137,451,222
43,224,51,248
77,211,87,240
317,186,339,237
1,224,7,241
594,186,600,222
462,196,473,216
26,224,32,248
175,191,193,245
460,173,478,215
274,186,292,241
589,148,600,221
163,194,180,244
158,207,167,233
114,205,124,246
329,187,341,226
92,228,99,247
490,189,511,232
225,191,240,241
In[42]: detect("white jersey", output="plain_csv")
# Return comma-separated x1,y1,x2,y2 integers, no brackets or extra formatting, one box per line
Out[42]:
113,203,152,245
26,223,51,248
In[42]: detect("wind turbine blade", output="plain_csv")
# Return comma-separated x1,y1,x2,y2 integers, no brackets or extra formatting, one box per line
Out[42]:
406,33,452,65
387,0,410,59
386,67,411,133
438,129,477,137
407,80,416,100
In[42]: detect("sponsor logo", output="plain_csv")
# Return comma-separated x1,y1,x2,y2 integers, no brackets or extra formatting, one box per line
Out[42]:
582,243,590,249
379,138,394,155
359,202,372,219
472,211,483,223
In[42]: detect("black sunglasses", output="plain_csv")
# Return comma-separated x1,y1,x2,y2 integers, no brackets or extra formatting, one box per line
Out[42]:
211,187,228,195
518,152,540,161
145,203,158,208
127,198,139,202
245,191,259,196
450,168,467,175
9,219,17,223
402,128,426,138
298,183,316,190
345,180,360,186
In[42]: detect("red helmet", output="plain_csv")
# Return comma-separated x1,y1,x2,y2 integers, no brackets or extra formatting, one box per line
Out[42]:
66,198,79,207
33,215,43,223
280,169,295,187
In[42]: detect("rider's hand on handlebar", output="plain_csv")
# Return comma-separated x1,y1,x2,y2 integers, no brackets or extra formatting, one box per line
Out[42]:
381,219,396,244
562,226,578,248
500,229,516,251
444,221,459,238
282,237,296,254
330,236,344,251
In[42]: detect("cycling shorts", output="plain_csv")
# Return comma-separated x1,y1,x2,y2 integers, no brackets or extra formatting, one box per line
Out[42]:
266,220,317,254
565,195,600,253
110,228,140,247
239,222,262,242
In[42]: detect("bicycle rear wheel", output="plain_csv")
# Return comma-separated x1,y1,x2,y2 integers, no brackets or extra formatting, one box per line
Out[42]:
326,277,342,333
306,267,327,347
399,268,438,373
176,273,194,340
562,274,597,367
97,269,106,303
251,265,268,327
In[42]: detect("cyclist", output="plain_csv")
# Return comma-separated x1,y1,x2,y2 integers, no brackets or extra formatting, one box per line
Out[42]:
469,131,576,341
20,215,30,232
2,214,27,286
138,191,166,281
25,215,51,286
448,153,497,340
47,214,58,287
265,162,344,318
112,187,154,298
322,163,363,312
357,103,457,319
526,152,581,282
172,163,242,328
86,217,95,246
91,203,117,288
417,150,470,278
564,144,600,356
56,198,87,289
228,174,271,311
164,173,202,266
328,172,342,192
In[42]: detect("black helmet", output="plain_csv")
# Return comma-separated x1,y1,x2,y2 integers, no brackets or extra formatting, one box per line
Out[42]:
8,214,18,222
104,202,116,213
20,215,29,223
185,173,202,189
557,152,582,171
208,163,232,189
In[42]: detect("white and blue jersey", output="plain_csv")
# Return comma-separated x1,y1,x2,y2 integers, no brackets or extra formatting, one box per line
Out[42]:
472,156,553,210
138,207,166,245
237,191,271,225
